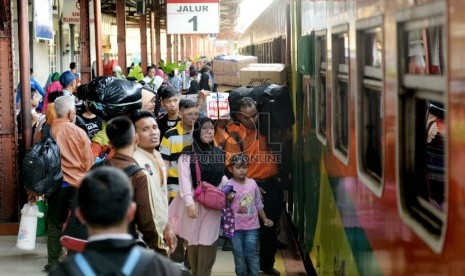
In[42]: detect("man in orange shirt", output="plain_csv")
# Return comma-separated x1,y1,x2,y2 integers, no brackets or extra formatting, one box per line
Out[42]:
215,97,282,275
45,95,93,272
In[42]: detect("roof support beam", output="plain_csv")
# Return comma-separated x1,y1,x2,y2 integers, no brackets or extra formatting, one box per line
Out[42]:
94,0,103,77
140,14,148,75
117,0,127,72
150,11,156,65
80,0,91,84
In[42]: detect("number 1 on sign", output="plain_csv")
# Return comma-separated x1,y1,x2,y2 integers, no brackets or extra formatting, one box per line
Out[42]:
188,16,198,32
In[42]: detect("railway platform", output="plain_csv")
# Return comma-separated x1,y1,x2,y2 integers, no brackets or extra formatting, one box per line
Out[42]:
0,214,307,275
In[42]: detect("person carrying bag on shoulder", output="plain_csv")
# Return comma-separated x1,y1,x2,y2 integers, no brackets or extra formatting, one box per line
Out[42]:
50,167,186,276
192,145,226,211
169,115,228,276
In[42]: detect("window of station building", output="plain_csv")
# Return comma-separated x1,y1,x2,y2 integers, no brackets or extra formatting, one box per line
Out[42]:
315,30,327,144
74,35,81,72
356,16,384,196
397,1,447,253
48,33,57,74
331,25,349,163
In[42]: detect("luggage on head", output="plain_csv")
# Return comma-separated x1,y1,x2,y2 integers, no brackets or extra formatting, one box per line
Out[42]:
85,76,143,120
228,84,295,129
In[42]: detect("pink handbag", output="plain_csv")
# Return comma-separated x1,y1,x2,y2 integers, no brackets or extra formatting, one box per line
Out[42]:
192,150,226,210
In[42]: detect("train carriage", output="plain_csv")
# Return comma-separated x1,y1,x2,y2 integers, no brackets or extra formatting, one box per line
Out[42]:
239,0,465,274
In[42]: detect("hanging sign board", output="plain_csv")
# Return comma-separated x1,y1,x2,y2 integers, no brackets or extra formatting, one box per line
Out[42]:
62,0,95,24
34,0,53,40
167,0,219,34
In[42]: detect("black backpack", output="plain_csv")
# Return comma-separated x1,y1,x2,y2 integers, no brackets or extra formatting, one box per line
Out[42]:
61,162,143,252
228,84,295,129
258,84,295,129
22,132,63,198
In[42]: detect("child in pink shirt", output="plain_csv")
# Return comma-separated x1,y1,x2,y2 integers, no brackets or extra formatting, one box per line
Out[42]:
226,153,273,276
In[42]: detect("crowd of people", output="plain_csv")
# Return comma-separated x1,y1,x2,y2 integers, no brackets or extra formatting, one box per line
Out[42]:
17,58,285,276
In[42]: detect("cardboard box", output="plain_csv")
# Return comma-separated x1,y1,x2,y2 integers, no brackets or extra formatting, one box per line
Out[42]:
214,73,241,86
240,63,288,87
213,55,258,74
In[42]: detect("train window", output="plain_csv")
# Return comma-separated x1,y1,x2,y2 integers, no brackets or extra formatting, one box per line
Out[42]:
356,16,384,196
397,1,447,253
332,25,349,163
315,31,327,144
405,27,444,76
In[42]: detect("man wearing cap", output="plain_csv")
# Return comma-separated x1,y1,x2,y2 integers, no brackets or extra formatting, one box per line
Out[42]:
59,71,78,98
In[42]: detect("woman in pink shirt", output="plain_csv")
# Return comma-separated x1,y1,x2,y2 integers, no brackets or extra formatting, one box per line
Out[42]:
169,116,227,276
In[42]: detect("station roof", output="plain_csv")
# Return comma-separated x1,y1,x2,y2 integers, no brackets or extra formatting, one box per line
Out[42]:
100,0,243,40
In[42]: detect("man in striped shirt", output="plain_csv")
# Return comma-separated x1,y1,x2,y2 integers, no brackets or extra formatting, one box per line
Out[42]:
159,98,198,264
159,98,199,201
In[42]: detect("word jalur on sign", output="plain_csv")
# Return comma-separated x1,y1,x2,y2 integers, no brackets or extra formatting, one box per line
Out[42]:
176,5,209,12
167,0,219,34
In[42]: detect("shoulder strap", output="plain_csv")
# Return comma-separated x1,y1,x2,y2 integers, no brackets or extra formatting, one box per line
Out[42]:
121,246,142,275
41,124,52,140
221,126,243,152
192,145,202,185
73,253,97,276
90,159,110,170
229,131,243,152
123,164,143,177
127,246,155,275
70,247,149,276
91,161,142,177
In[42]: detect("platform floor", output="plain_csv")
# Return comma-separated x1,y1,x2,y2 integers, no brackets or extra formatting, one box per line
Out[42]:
1,210,307,275
0,235,306,275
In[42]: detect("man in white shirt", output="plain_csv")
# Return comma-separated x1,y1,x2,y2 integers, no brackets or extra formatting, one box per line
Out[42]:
143,65,163,92
131,109,176,256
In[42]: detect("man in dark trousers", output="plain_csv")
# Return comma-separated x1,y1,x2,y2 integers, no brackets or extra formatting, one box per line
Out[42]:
215,97,283,275
50,166,184,275
105,116,176,255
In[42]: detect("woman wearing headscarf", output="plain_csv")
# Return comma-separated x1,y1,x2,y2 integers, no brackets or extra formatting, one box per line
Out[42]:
169,116,227,276
42,72,63,112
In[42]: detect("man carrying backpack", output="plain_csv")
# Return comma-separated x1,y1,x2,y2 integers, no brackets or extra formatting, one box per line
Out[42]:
104,116,177,254
50,166,184,275
45,95,93,272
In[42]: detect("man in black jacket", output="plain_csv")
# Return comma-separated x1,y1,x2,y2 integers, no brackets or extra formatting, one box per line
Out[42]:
50,166,185,275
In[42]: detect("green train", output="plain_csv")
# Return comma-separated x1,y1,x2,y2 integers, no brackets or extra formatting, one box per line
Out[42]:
238,0,465,275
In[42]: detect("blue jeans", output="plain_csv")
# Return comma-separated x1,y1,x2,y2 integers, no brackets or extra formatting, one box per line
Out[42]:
231,229,260,276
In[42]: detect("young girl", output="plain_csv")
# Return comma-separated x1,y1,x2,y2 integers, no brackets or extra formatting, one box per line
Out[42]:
227,153,274,276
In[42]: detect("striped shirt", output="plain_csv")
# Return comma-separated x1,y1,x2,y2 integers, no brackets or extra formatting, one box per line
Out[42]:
159,122,193,186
